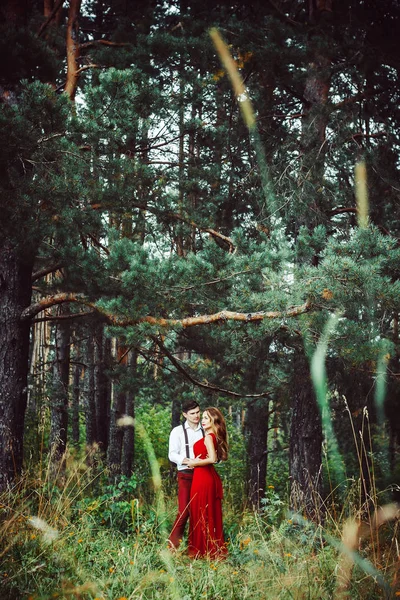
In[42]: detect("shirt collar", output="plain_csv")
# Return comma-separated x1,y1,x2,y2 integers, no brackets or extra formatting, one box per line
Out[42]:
184,420,202,432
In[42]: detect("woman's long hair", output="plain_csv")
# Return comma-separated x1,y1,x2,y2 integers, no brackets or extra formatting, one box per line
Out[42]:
205,407,228,462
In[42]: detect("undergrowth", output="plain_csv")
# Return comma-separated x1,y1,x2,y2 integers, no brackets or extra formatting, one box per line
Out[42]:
0,464,399,600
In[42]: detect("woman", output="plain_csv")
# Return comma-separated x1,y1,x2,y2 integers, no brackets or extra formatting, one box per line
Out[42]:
186,407,228,559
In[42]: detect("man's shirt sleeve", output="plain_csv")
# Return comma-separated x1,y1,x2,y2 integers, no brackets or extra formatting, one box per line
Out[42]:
168,427,184,466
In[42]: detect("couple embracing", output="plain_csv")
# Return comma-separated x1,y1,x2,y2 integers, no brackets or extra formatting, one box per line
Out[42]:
168,400,228,559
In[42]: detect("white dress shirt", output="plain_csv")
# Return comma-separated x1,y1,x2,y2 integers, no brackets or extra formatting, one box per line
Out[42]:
168,421,204,470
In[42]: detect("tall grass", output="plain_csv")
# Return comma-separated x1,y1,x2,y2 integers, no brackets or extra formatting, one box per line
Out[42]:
1,416,399,600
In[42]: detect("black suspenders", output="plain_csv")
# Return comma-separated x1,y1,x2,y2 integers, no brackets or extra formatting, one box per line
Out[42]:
182,423,205,459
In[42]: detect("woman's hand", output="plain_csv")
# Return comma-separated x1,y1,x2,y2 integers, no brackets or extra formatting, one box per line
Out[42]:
186,455,203,468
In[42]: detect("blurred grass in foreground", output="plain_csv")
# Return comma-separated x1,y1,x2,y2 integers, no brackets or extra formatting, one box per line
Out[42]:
0,429,399,600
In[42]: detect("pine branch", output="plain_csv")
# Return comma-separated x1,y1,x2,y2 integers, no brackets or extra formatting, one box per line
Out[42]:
32,264,63,282
31,311,95,324
87,232,110,255
75,64,102,75
21,293,312,327
37,0,65,37
150,335,271,399
167,269,257,293
136,205,237,253
329,207,357,216
80,40,129,49
87,201,236,253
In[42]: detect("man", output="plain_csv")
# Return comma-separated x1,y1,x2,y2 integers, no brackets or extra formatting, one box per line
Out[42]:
168,399,204,550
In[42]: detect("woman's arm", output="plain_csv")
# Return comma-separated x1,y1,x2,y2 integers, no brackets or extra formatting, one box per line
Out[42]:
186,434,217,467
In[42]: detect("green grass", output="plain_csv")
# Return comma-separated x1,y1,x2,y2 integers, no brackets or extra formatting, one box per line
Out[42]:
1,471,399,600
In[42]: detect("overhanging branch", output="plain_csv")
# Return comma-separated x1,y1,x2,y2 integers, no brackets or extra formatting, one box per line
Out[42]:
151,335,271,398
32,264,63,282
21,293,312,327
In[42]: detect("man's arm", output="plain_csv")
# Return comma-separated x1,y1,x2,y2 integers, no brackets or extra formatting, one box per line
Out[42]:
168,427,191,467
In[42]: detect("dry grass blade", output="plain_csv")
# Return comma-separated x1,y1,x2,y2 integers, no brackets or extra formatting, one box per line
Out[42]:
334,503,399,599
209,28,256,130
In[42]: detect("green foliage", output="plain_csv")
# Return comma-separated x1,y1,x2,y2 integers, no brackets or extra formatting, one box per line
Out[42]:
76,475,139,532
259,486,286,528
0,25,60,84
2,474,397,600
134,404,172,492
215,419,247,508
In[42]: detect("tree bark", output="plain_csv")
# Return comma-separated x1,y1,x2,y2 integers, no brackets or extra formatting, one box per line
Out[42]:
94,325,111,452
0,243,33,491
49,304,71,479
122,350,137,477
288,0,332,519
289,352,323,521
107,341,126,481
245,400,270,510
85,328,97,446
72,350,81,446
64,0,82,100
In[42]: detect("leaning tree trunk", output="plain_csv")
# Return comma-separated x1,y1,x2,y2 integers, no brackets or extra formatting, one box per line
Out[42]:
0,243,33,491
289,352,323,521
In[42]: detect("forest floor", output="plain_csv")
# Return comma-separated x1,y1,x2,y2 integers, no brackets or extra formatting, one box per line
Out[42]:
1,475,399,600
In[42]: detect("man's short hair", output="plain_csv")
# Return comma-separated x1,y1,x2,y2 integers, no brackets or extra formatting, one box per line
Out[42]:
182,399,200,413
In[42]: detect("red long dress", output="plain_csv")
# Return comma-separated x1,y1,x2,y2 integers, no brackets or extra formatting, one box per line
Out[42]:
188,433,228,559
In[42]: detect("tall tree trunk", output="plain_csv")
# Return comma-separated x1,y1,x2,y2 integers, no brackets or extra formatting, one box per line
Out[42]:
107,341,126,481
289,0,332,519
64,0,81,101
176,65,186,257
122,350,137,477
245,400,270,510
107,390,125,482
0,243,33,491
296,1,332,233
71,350,81,446
171,394,181,429
49,304,71,479
85,327,97,446
95,325,111,452
289,352,323,521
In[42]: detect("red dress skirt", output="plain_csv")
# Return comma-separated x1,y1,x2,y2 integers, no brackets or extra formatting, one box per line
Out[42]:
188,433,228,559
